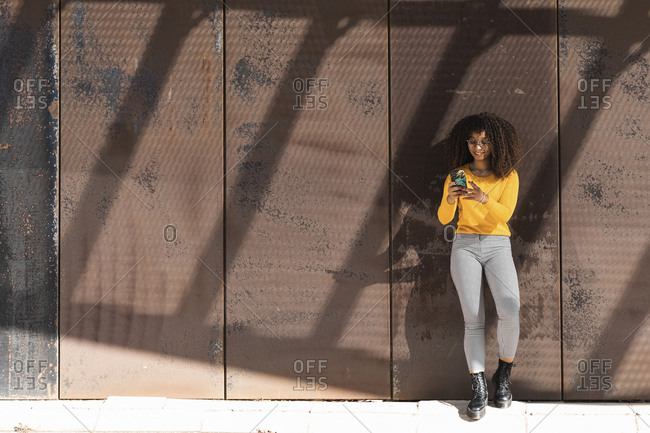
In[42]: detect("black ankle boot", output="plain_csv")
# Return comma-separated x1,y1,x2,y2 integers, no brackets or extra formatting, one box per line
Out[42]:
467,372,488,420
491,359,514,408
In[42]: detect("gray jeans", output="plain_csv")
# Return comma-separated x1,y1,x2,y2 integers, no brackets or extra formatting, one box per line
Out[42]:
450,233,520,372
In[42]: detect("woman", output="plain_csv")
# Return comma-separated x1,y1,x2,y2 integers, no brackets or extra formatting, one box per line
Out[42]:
437,112,522,420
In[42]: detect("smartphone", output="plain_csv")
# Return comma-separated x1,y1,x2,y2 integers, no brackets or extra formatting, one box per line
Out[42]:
450,169,467,190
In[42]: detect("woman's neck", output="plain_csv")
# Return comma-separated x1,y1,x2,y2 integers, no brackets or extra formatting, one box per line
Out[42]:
471,160,491,171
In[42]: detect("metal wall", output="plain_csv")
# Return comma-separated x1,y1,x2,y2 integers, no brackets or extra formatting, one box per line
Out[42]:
224,0,390,399
0,0,58,399
0,0,648,400
559,0,649,401
60,0,224,398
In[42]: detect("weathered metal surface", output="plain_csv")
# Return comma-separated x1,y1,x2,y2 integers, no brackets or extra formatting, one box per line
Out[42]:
0,0,58,399
224,0,390,398
390,0,561,400
2,0,645,402
60,0,224,398
559,0,650,400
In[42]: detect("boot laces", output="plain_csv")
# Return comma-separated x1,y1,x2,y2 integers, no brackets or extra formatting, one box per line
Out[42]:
496,363,515,388
472,374,487,395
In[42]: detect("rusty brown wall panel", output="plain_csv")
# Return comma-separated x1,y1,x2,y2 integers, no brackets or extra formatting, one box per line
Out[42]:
60,1,224,398
225,0,390,399
560,1,650,400
390,0,560,400
0,0,58,399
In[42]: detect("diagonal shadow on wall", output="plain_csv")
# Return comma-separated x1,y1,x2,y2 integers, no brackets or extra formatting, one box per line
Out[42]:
60,0,211,303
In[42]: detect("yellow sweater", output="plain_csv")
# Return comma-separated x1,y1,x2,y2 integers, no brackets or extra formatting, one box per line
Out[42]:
437,164,519,236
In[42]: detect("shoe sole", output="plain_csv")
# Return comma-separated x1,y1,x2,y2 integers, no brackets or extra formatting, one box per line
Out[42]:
467,406,486,420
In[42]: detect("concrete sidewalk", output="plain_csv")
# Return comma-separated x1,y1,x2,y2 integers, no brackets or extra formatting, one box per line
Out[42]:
0,398,648,433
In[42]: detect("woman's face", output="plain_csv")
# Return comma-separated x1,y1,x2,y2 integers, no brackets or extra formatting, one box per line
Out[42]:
467,130,491,162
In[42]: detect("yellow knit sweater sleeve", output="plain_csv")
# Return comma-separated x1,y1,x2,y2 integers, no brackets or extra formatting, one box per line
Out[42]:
483,170,519,222
437,174,457,225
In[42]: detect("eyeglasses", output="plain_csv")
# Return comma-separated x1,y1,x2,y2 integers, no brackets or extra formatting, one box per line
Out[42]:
467,139,490,148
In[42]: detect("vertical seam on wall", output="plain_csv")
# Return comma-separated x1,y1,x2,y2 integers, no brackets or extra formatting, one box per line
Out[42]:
387,0,394,401
57,0,62,400
555,0,564,402
222,0,228,401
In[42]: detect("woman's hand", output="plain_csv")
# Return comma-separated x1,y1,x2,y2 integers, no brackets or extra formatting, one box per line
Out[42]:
463,181,489,204
447,181,466,204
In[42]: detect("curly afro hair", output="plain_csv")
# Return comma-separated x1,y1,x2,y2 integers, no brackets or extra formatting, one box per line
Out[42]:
444,112,523,179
